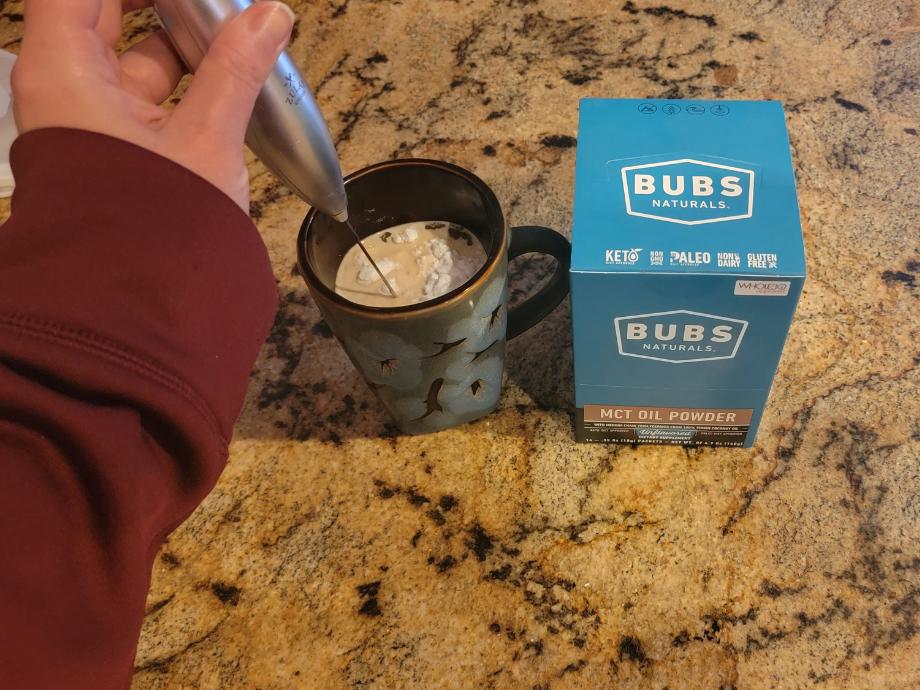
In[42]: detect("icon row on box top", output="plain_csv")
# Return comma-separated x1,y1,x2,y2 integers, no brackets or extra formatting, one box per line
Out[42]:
638,102,730,116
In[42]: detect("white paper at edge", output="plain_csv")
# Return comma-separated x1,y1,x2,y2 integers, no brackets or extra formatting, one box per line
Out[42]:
0,49,17,197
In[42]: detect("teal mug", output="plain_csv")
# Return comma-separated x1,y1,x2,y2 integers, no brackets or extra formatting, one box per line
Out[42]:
297,159,570,434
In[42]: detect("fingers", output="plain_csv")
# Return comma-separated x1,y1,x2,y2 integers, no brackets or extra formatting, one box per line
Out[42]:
19,0,107,99
96,0,129,47
97,0,154,48
119,31,185,104
23,0,104,38
25,0,154,47
171,2,294,147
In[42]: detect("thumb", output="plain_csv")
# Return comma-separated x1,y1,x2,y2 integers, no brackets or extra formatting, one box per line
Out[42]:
172,1,294,146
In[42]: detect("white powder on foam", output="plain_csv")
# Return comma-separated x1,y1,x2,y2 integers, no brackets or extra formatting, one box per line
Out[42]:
340,224,485,307
420,238,482,300
421,238,452,299
356,255,397,285
391,226,418,244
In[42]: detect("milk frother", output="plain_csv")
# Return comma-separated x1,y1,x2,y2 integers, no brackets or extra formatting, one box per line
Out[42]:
154,0,349,222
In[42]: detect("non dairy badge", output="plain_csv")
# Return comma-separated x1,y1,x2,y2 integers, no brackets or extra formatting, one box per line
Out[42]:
614,310,748,363
619,158,755,225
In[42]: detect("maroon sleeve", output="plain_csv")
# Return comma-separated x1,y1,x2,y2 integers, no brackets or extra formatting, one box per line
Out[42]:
0,128,278,689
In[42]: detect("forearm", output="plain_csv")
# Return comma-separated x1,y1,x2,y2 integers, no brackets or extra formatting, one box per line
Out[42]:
0,129,277,689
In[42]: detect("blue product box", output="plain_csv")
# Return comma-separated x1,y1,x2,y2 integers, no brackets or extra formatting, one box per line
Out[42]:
570,99,806,447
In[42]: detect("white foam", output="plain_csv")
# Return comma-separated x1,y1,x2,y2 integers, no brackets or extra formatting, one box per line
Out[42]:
392,226,419,244
421,238,461,299
454,255,480,281
356,255,396,284
335,221,487,308
423,270,453,298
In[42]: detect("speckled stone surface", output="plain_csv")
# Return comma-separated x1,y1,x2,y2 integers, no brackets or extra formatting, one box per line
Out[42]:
2,1,919,688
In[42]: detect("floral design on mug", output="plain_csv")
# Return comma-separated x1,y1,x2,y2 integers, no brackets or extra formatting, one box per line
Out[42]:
346,330,424,391
444,276,508,355
388,277,508,433
394,351,503,433
440,356,503,417
444,338,502,382
393,379,458,433
335,273,510,434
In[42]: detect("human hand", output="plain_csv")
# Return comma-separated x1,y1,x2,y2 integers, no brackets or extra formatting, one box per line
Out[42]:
13,0,295,210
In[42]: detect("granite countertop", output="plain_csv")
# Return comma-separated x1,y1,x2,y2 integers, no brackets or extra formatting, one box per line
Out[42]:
2,1,919,688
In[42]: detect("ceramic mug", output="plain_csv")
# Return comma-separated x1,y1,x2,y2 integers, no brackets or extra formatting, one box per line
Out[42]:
297,159,570,434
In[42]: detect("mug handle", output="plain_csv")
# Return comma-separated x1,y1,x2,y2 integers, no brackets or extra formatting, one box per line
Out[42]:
506,225,572,339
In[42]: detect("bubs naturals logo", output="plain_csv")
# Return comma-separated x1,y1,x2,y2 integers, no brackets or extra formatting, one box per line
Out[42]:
620,158,755,225
614,310,748,363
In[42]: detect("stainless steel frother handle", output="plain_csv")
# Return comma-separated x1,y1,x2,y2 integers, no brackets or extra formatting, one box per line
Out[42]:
153,0,349,222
